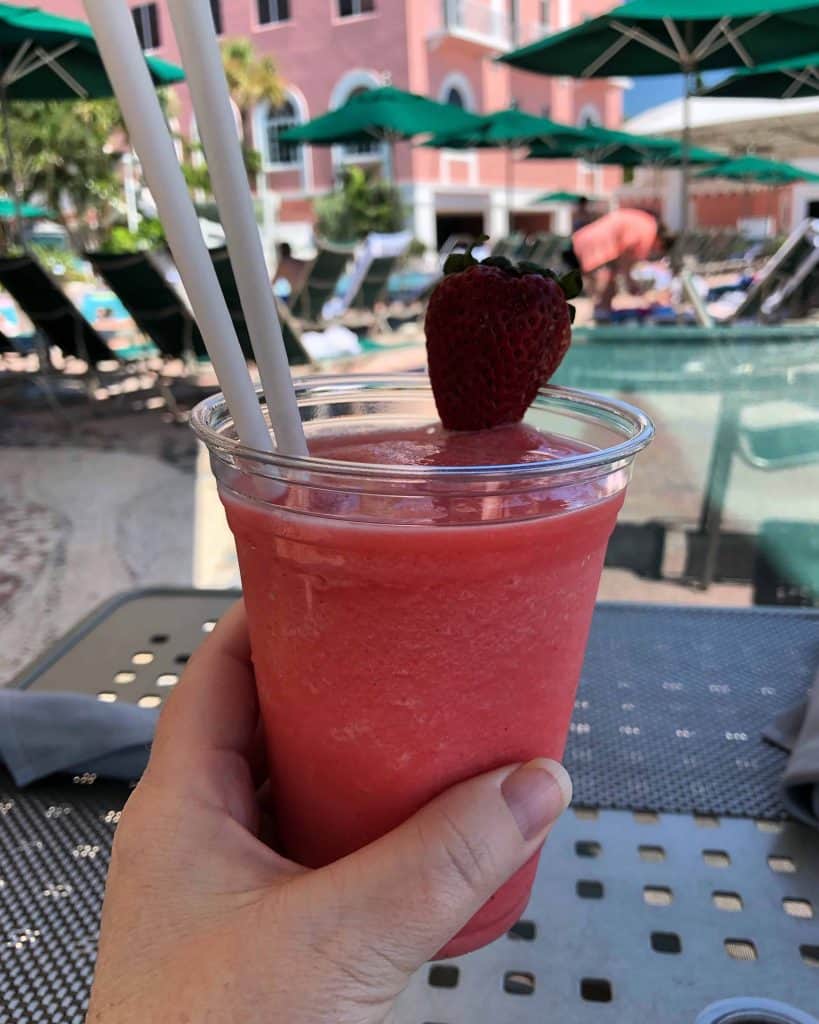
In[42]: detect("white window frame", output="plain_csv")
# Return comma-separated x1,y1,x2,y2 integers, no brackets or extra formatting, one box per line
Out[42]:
329,69,387,170
253,91,308,173
132,2,160,51
577,103,602,128
256,0,290,26
337,0,376,18
437,71,477,113
209,0,223,35
264,99,300,170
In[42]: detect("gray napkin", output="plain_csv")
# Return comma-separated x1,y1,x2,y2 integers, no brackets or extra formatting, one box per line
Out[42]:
0,689,158,787
763,669,819,829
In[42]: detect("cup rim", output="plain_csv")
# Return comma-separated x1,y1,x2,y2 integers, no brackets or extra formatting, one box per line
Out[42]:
191,375,654,482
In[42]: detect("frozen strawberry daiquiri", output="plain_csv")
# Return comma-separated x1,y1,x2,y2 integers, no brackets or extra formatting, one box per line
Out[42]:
192,250,653,959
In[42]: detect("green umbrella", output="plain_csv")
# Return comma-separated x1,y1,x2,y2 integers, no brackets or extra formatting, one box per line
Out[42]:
500,1,819,77
695,154,819,183
529,127,727,168
694,154,819,231
536,191,600,203
281,85,480,145
500,0,819,233
423,108,599,227
423,107,594,150
0,2,184,235
280,85,481,179
0,196,51,218
700,52,819,99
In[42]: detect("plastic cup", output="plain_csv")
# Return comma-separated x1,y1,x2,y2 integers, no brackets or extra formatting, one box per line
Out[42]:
192,374,653,958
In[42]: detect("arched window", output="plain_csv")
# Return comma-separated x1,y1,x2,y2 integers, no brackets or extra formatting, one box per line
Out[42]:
437,72,476,113
342,86,379,156
329,70,386,167
264,98,300,167
444,86,465,109
577,103,602,128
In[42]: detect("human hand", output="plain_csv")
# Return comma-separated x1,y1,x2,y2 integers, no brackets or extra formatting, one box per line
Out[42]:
86,601,572,1024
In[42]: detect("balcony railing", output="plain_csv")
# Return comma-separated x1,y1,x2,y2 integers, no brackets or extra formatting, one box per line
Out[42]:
517,20,552,46
441,0,511,49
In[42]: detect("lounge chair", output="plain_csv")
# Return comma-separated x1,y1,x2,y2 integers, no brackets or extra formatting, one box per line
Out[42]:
0,254,115,366
680,271,715,328
0,326,13,358
289,239,355,323
347,231,413,316
529,232,569,267
208,246,310,366
490,232,524,260
0,253,178,414
753,520,819,607
321,231,412,325
85,250,207,362
685,220,819,325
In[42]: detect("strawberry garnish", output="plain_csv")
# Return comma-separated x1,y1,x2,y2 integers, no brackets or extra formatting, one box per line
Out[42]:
425,242,581,431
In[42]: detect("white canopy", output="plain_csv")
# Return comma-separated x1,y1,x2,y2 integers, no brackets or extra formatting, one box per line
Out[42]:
626,96,819,159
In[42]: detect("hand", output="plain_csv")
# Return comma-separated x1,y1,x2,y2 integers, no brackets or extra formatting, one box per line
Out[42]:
86,601,572,1024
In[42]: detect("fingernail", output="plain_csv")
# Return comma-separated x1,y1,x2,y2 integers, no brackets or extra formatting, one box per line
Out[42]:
501,759,573,840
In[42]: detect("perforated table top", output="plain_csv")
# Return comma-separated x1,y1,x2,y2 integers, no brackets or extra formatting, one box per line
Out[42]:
11,591,819,819
2,592,818,1023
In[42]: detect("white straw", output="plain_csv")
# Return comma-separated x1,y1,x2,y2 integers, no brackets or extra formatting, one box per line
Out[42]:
166,0,307,456
83,0,273,454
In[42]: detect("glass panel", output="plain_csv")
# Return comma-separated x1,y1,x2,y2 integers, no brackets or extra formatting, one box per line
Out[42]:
265,99,300,166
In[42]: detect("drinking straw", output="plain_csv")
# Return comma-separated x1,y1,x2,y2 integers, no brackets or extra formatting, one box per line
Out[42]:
83,1,298,456
165,0,307,457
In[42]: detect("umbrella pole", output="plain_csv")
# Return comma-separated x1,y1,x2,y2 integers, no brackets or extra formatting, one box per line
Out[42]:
0,85,23,246
678,71,692,266
506,147,513,237
386,136,396,184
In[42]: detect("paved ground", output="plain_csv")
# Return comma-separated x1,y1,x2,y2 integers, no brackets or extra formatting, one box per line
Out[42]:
2,341,817,684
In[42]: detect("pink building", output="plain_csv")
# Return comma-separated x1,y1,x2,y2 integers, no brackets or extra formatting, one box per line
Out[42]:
39,0,624,249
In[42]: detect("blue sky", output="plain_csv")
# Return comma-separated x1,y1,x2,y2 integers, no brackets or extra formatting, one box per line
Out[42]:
624,73,727,120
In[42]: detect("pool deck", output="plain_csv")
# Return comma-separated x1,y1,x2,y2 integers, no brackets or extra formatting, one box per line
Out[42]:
7,367,805,685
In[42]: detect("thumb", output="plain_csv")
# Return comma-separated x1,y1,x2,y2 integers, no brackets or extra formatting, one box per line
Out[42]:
316,759,571,976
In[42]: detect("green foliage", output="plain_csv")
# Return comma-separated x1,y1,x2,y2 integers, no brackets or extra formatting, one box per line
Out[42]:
100,218,166,254
174,40,272,201
406,238,427,259
314,166,406,243
220,37,284,140
30,245,91,283
3,99,122,242
178,139,262,199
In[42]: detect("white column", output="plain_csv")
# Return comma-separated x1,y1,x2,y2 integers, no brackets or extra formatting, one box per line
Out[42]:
554,205,572,235
489,188,510,239
663,169,684,231
412,184,437,251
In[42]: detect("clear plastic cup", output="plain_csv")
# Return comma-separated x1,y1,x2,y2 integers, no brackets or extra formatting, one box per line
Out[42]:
192,374,653,957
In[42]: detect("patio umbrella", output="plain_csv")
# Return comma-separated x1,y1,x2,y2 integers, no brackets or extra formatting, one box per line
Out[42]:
279,85,481,180
695,154,819,184
0,196,51,218
536,190,600,203
0,2,184,235
423,108,598,226
499,0,819,232
700,52,819,100
529,127,727,168
695,154,819,230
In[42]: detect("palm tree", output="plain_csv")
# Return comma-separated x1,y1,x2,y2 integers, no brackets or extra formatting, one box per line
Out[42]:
5,99,122,246
220,38,285,143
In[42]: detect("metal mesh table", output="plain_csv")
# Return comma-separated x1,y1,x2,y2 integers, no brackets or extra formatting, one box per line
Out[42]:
2,591,818,1023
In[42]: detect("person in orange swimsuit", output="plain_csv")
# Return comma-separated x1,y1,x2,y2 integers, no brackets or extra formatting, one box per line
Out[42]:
569,208,670,319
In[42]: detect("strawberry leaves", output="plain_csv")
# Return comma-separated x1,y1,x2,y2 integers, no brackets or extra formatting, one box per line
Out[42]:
442,239,582,322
